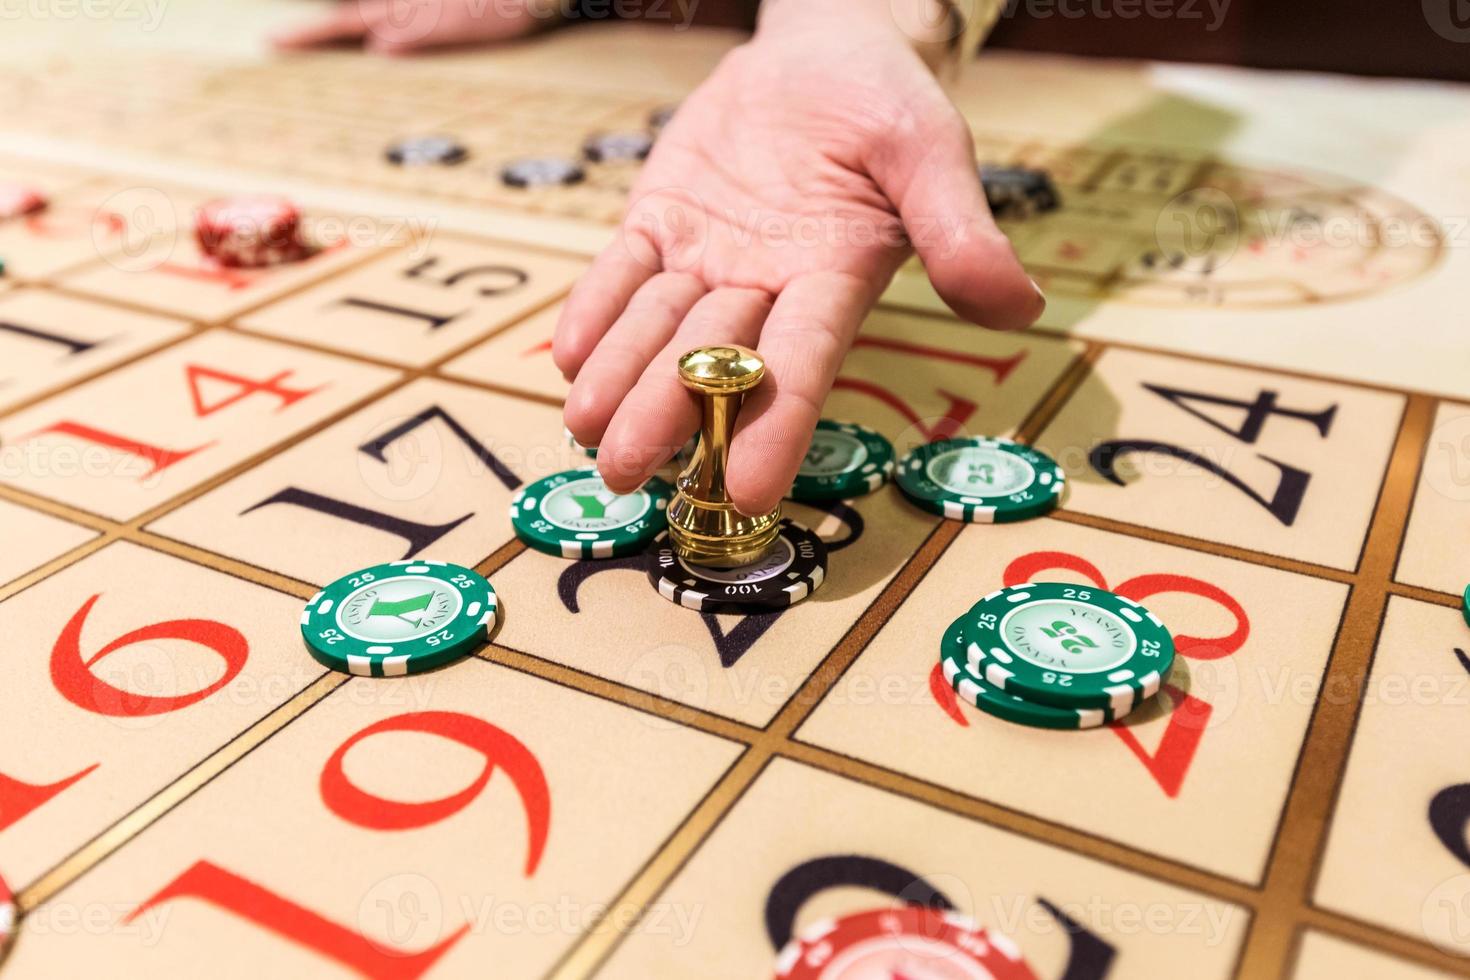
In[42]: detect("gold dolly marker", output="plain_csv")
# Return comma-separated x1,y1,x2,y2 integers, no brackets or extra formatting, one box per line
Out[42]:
668,345,782,568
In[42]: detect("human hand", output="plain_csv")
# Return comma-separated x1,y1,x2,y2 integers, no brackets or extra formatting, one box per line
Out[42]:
555,1,1044,517
271,0,546,55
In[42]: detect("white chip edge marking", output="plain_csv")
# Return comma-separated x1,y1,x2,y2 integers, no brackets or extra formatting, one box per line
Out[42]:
984,661,1014,691
1105,685,1135,715
989,929,1023,960
1138,670,1163,699
773,943,800,976
944,911,983,932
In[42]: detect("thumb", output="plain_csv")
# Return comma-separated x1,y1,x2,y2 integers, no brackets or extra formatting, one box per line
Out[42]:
871,111,1045,331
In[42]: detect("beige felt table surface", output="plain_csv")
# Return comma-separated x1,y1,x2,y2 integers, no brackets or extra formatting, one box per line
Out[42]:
0,7,1469,980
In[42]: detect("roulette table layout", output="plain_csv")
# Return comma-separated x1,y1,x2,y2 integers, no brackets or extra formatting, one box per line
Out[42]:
1,8,1469,980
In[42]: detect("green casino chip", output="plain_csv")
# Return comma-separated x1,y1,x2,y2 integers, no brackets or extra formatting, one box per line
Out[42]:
301,560,496,678
511,467,672,559
789,419,895,502
940,616,1123,730
956,582,1174,713
895,436,1064,523
1462,584,1470,629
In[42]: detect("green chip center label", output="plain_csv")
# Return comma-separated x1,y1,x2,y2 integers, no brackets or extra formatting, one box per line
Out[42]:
542,478,653,531
801,430,868,479
926,445,1035,498
679,537,795,585
1000,599,1136,674
338,576,464,643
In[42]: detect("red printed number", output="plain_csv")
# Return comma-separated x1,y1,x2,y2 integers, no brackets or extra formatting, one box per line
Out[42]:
932,550,1250,797
0,597,246,832
128,712,550,976
834,337,1025,443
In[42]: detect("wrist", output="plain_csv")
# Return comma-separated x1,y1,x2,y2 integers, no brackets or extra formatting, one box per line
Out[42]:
757,0,960,68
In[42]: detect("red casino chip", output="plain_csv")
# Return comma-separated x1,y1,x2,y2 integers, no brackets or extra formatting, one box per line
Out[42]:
774,907,1037,980
194,195,308,269
0,183,48,220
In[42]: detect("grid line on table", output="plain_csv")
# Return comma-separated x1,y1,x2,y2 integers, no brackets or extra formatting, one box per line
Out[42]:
0,214,1462,979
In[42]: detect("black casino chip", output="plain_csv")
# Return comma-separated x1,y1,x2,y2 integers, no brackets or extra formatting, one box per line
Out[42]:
646,520,826,614
979,164,1061,219
500,156,586,188
583,131,654,163
385,135,469,167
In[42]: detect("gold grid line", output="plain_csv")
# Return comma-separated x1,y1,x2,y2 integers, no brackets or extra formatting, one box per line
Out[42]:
0,176,1462,980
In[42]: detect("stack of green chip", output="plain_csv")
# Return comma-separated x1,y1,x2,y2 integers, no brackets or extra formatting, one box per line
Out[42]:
938,582,1175,730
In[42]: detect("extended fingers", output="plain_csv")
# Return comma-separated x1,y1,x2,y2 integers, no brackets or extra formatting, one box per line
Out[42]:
563,272,706,448
552,229,660,381
725,272,873,516
598,287,773,493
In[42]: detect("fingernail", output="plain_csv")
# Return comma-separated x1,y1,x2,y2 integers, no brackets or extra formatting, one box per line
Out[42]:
1030,278,1048,315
